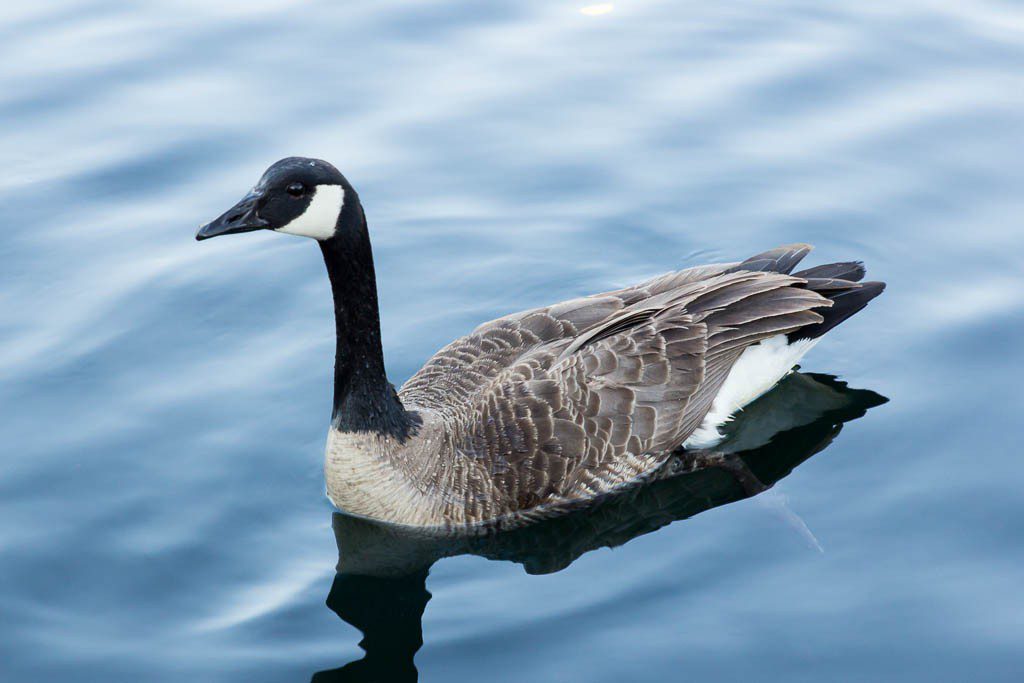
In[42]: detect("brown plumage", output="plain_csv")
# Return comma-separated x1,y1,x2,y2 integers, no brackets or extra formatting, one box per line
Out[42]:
197,160,885,531
386,244,884,529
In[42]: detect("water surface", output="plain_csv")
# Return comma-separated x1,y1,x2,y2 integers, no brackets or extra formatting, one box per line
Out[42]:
2,1,1024,681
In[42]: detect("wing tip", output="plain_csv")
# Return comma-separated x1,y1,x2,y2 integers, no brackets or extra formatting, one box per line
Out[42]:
734,244,815,275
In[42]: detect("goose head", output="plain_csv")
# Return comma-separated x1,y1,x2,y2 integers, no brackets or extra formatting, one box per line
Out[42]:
196,157,354,242
196,157,410,438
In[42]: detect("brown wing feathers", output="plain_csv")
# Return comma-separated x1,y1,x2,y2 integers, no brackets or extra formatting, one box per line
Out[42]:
399,244,882,516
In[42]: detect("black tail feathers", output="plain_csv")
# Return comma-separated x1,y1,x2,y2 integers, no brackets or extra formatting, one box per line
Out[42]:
793,261,866,283
735,246,884,342
790,279,885,341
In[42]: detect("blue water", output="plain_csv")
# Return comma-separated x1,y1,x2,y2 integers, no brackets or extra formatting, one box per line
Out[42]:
3,1,1023,681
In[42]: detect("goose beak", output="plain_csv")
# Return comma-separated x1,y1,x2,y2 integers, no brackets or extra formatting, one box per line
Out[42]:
196,190,269,241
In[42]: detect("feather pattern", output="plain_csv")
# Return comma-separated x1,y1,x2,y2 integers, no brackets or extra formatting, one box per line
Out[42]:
356,243,883,529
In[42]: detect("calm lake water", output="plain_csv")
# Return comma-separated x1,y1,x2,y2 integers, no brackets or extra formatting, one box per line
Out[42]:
3,1,1024,681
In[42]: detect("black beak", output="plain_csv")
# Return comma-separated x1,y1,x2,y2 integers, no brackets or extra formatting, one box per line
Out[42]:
196,190,269,241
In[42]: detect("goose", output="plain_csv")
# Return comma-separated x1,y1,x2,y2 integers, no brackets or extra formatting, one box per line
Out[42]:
197,157,885,531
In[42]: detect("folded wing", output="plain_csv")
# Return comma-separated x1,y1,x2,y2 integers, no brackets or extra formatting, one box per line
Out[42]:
401,245,843,515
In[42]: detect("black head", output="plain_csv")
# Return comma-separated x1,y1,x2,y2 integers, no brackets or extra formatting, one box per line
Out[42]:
197,157,352,241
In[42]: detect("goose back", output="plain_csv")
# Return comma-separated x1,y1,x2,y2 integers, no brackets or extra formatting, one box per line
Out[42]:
389,245,852,527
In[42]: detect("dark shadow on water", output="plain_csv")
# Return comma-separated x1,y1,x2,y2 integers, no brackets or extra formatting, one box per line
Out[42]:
311,373,887,682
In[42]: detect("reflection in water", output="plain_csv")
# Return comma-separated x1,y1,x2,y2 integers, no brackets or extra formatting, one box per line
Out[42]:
313,571,430,682
313,373,886,681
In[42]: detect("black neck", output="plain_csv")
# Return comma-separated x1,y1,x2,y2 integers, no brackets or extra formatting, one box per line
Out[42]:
319,195,413,439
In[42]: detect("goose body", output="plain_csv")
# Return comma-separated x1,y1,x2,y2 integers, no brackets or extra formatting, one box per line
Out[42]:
198,158,885,531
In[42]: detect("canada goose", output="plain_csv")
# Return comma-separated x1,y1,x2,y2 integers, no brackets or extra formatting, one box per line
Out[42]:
197,157,885,531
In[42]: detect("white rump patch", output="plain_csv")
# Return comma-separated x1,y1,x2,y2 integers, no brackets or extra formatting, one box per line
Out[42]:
275,184,344,240
683,334,820,449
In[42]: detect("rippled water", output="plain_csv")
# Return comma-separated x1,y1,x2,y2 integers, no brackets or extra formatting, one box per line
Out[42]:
3,1,1024,681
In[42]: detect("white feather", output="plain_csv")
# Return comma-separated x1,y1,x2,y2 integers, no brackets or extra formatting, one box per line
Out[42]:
683,334,820,449
275,184,344,240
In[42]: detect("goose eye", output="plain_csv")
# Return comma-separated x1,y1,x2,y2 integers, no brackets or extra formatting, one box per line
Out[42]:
286,182,305,197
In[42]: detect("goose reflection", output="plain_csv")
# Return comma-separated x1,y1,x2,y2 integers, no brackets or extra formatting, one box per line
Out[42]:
312,372,886,681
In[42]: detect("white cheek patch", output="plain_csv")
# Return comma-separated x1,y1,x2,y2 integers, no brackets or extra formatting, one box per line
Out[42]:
275,184,345,240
